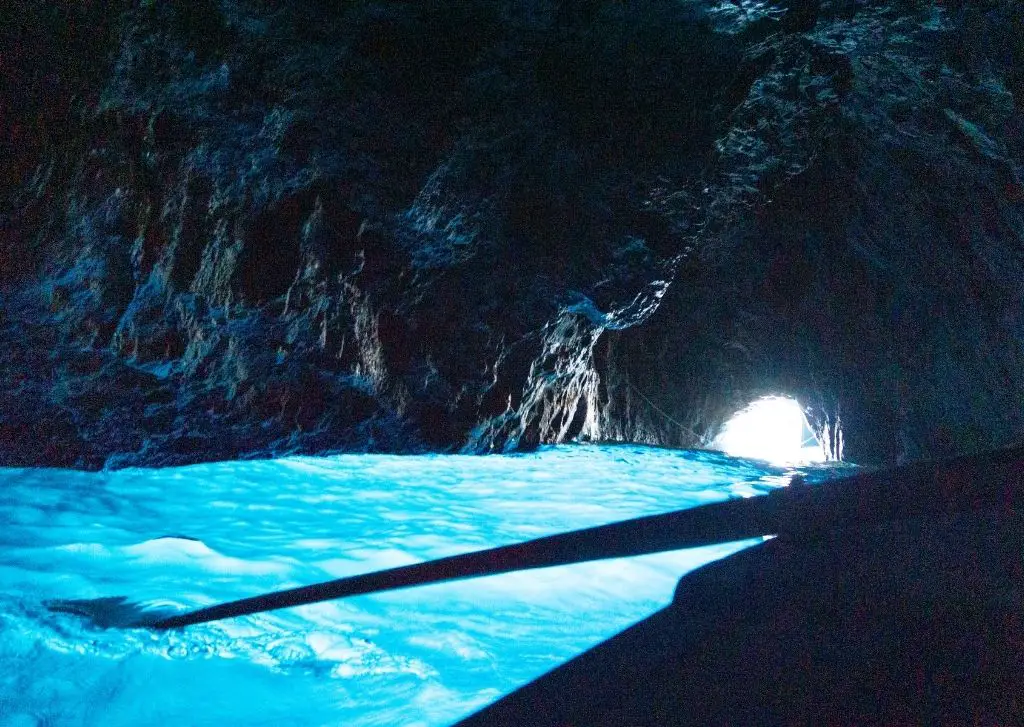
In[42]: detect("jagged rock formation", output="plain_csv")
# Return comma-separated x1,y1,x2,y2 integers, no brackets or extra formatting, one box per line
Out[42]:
1,0,1021,468
596,0,1024,464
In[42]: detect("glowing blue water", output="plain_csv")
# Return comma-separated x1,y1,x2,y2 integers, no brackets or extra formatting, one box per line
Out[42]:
0,445,846,726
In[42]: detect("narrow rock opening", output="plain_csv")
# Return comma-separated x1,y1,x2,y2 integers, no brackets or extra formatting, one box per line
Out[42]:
712,396,826,465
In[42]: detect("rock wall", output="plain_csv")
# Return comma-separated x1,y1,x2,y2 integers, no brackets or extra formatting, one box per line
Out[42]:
596,0,1024,464
1,0,1021,468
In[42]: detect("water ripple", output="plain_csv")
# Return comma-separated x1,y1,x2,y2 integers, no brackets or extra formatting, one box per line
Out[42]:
0,444,848,726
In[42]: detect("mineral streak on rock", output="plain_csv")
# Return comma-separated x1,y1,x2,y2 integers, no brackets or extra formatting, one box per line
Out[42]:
1,0,1021,468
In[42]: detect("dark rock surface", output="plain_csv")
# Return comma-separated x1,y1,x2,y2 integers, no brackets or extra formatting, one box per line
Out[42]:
1,0,1021,468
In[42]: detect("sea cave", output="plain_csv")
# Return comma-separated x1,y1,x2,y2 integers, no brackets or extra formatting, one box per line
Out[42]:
1,0,1022,724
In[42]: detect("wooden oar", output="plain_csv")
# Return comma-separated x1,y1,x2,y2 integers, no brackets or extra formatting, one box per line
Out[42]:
46,447,1019,630
149,493,777,629
141,445,1023,630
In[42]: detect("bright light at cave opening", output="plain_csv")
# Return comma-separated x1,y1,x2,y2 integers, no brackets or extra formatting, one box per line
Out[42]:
713,396,826,465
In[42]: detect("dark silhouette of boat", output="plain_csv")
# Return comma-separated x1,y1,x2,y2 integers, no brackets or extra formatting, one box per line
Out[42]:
459,446,1024,725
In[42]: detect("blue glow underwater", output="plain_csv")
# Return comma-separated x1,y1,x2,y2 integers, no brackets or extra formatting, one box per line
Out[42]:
0,445,846,726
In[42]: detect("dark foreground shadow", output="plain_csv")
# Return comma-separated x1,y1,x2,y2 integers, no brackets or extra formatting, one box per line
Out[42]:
459,510,1024,726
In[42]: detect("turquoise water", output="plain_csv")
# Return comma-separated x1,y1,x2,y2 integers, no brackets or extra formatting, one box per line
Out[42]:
0,445,845,726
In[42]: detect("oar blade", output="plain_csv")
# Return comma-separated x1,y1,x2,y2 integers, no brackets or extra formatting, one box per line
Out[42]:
45,596,178,630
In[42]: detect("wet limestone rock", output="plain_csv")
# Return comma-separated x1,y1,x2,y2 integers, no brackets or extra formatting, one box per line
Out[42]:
1,0,1021,467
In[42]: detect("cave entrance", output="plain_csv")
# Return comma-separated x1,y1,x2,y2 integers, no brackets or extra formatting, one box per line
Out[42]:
712,396,825,465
